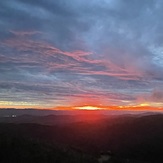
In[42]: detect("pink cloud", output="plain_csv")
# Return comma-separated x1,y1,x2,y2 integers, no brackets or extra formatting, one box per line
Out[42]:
1,30,145,81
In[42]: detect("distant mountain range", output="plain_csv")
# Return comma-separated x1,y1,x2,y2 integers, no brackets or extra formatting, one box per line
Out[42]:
0,108,159,117
1,112,163,162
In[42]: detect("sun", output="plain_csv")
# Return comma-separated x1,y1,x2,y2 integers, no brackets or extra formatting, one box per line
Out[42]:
75,106,102,110
140,103,150,107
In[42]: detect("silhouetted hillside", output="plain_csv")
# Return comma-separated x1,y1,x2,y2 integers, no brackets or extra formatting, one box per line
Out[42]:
0,132,97,163
0,113,163,162
0,113,116,125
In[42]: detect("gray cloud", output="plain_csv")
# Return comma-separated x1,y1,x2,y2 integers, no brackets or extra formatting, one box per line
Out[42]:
0,0,163,108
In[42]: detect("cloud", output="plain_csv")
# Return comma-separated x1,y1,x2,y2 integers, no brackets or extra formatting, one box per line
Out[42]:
0,0,163,107
1,31,148,80
136,89,163,106
151,90,163,102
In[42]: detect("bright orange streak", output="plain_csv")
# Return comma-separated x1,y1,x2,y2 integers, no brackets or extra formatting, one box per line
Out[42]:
49,105,163,112
0,105,163,112
75,106,102,110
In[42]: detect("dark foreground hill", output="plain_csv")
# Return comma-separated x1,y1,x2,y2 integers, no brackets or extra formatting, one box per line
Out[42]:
0,132,97,163
0,113,163,162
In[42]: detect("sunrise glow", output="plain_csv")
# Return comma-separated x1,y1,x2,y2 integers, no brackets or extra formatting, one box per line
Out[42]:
75,106,103,110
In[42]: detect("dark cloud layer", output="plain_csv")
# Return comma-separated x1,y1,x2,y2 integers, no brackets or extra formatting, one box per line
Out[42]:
0,0,163,108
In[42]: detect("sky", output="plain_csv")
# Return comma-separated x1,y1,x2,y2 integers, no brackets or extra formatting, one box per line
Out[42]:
0,0,163,109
